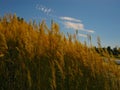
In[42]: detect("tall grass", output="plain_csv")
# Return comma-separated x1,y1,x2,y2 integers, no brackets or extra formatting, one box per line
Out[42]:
0,14,120,90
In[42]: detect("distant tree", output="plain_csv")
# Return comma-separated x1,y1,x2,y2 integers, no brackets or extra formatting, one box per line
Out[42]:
113,47,119,56
118,48,120,54
107,46,112,55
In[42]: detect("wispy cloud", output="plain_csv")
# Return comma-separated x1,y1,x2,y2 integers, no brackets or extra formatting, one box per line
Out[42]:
82,29,94,33
64,21,84,30
60,16,81,22
35,4,94,34
36,4,53,14
60,16,94,33
78,33,88,38
63,21,94,33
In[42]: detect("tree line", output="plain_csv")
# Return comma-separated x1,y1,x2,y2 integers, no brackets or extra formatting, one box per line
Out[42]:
95,46,120,57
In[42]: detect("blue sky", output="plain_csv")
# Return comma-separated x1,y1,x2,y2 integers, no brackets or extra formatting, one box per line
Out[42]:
0,0,120,47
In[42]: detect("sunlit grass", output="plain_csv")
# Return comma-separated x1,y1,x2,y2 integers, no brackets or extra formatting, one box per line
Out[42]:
0,14,120,90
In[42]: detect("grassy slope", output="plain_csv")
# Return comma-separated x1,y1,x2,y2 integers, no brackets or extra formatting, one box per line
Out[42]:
0,14,120,90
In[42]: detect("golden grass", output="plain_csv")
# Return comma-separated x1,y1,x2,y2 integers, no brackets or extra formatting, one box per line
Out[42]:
0,14,120,90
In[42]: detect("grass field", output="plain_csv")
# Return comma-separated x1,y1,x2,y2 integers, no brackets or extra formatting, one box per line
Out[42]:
0,14,120,90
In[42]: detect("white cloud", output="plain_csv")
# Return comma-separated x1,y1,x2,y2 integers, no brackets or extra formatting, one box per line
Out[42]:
64,21,84,30
82,29,95,33
36,4,53,14
78,33,88,38
60,16,95,33
35,5,95,34
87,30,94,33
60,16,81,22
63,21,94,33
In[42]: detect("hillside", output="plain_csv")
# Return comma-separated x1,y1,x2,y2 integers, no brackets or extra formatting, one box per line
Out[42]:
0,14,120,90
